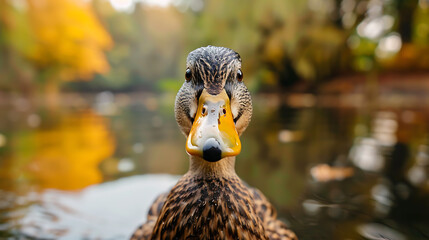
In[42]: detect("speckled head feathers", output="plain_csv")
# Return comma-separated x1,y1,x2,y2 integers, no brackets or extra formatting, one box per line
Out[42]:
186,46,242,95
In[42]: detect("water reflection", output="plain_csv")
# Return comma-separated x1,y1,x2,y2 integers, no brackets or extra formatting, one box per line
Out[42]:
350,111,399,172
358,223,407,240
299,106,429,239
310,164,354,182
408,145,429,187
94,91,117,116
0,110,114,191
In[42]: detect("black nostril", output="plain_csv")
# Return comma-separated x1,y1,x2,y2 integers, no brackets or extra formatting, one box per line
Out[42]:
202,138,222,162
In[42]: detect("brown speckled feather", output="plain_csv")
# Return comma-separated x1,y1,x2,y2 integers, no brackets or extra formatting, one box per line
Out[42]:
131,175,296,240
250,188,297,240
151,176,267,239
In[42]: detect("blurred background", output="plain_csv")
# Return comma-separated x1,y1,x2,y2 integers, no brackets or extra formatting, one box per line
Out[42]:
1,0,429,239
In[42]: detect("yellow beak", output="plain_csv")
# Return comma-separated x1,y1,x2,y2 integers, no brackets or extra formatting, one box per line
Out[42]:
186,89,241,162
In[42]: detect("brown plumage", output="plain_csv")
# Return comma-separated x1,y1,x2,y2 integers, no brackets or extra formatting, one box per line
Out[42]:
131,46,297,240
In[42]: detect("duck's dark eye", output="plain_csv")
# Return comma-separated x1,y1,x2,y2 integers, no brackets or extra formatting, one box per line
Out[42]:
185,68,192,81
237,69,243,82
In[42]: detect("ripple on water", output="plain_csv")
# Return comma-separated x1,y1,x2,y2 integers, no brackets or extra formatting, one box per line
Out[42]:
6,174,179,240
357,223,407,240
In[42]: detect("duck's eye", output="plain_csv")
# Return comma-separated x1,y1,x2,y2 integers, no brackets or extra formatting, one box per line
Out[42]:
185,68,192,81
237,69,243,82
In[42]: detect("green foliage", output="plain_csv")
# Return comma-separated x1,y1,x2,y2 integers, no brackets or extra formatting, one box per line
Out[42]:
156,78,183,93
413,6,429,46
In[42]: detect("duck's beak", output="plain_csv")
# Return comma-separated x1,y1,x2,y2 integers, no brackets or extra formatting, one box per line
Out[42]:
186,89,241,162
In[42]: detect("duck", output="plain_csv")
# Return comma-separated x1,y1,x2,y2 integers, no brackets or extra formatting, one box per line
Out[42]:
131,46,297,240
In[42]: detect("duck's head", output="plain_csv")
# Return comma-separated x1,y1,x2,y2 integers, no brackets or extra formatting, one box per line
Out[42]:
175,46,252,163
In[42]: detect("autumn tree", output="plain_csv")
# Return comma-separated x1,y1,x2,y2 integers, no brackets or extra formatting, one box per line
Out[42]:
0,0,112,99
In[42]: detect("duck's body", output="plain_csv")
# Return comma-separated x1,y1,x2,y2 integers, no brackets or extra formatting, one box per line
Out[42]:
132,158,296,240
131,46,297,240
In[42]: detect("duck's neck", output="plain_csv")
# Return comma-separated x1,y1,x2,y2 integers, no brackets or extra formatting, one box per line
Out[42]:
187,155,237,178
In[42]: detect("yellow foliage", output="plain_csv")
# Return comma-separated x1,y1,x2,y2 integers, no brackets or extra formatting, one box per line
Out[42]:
25,0,112,81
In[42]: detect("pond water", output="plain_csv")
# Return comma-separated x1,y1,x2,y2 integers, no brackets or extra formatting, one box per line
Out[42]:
0,91,428,239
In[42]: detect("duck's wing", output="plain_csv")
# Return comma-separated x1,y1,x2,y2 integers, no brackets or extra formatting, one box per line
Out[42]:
130,192,169,240
250,188,298,240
